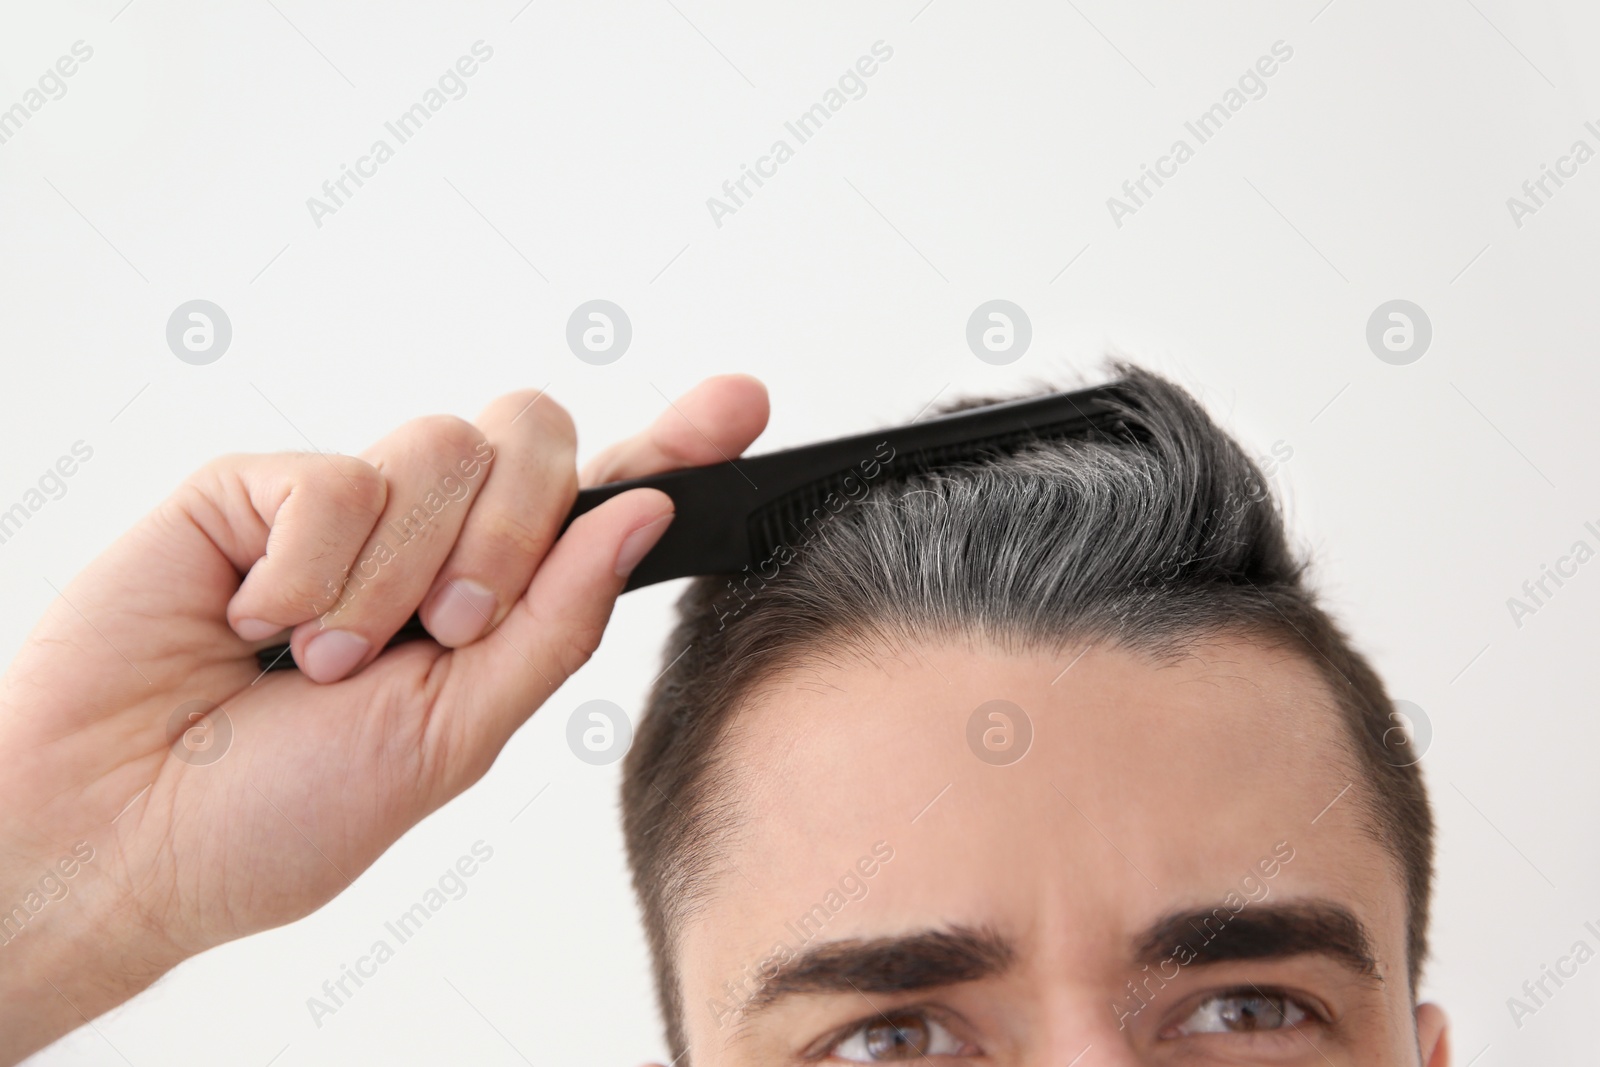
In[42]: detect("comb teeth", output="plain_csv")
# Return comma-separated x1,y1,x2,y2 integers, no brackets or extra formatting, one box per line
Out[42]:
744,413,1137,567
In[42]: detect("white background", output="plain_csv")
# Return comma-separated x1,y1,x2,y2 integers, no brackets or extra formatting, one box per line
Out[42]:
2,0,1598,1063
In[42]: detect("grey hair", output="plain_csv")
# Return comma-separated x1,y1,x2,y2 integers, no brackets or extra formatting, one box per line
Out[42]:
621,359,1434,1060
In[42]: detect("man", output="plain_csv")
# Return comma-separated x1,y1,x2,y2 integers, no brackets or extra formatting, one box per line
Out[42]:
0,366,1448,1064
619,364,1449,1064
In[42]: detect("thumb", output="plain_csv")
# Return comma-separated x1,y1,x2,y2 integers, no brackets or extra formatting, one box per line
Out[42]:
432,486,675,769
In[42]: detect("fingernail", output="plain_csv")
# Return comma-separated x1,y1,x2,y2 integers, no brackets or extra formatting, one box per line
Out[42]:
302,630,370,683
615,512,674,577
234,618,282,641
425,579,498,646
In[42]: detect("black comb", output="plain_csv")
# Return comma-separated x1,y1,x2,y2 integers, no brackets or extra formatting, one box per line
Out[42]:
256,382,1134,672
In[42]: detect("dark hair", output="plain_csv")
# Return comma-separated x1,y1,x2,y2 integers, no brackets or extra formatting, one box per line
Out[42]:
621,360,1434,1059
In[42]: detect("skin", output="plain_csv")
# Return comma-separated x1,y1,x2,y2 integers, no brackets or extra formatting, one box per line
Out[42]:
665,634,1452,1065
0,373,1450,1065
0,375,769,1064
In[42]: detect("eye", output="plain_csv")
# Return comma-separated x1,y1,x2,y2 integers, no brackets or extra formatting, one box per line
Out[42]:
825,1008,972,1061
1170,988,1311,1035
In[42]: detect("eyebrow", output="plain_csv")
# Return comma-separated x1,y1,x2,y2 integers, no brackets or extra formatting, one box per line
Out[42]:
732,900,1380,1025
1133,899,1381,981
738,926,1014,1019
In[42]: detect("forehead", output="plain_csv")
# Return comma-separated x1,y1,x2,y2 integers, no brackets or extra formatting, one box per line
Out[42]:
677,632,1405,1022
716,632,1358,864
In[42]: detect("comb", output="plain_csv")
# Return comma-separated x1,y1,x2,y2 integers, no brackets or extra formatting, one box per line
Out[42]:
256,383,1135,672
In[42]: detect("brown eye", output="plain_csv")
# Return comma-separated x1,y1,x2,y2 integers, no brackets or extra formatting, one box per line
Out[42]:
828,1008,968,1061
863,1012,932,1058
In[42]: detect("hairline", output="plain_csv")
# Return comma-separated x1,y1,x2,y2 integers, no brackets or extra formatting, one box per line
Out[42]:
623,365,1435,1061
659,618,1417,1029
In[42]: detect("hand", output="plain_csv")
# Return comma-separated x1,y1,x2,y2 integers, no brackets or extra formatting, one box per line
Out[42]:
0,375,768,1063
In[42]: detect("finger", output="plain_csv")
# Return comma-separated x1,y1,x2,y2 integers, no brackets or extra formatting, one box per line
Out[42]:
578,374,768,487
431,487,674,777
195,453,390,641
416,389,577,649
289,415,494,683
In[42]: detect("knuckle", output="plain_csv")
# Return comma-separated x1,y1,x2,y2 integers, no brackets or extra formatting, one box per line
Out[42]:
476,510,555,565
321,456,387,514
485,387,547,421
274,569,343,616
194,452,244,482
520,395,577,452
185,454,249,503
406,414,488,465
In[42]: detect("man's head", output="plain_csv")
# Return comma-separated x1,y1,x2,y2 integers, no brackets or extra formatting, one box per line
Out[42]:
621,363,1446,1064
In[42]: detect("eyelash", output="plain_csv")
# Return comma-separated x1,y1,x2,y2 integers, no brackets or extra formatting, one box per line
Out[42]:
809,1003,975,1062
1159,984,1330,1042
805,984,1329,1059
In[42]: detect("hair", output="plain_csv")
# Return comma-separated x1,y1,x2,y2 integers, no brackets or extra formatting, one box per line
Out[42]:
620,360,1434,1059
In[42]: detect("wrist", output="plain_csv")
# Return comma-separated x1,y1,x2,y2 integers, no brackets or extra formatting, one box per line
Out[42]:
0,850,187,1065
